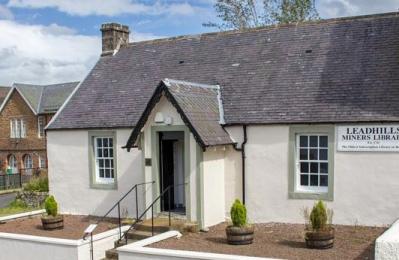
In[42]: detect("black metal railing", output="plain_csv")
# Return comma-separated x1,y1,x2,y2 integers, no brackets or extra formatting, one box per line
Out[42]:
96,181,155,240
0,168,45,190
119,183,187,245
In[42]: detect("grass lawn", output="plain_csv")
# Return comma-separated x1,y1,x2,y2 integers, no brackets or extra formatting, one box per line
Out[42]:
0,205,42,217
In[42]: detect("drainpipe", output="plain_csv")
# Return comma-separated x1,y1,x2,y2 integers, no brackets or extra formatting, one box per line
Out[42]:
233,125,248,205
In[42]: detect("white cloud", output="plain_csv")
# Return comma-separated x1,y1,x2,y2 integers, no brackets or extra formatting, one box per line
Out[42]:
0,20,163,86
0,4,14,20
318,0,399,18
7,0,196,17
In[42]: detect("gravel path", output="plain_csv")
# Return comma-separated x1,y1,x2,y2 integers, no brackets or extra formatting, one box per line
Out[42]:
151,222,386,260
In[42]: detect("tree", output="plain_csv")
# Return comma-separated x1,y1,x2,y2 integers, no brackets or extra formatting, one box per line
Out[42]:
204,0,319,30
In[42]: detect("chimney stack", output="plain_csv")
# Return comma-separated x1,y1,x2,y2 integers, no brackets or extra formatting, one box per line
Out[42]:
100,23,130,56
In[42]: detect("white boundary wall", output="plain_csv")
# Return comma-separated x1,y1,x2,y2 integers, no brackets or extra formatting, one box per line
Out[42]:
0,212,129,260
118,231,280,260
375,219,399,260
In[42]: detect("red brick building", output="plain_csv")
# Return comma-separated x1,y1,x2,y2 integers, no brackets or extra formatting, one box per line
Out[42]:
0,83,78,174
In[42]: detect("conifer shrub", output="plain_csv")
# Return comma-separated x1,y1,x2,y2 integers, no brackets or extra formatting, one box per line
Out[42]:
309,200,328,230
44,196,58,217
230,199,247,227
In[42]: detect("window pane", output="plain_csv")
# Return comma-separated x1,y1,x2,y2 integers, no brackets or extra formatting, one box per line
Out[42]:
99,169,104,178
111,169,114,178
97,138,102,148
299,149,308,160
110,148,114,158
320,175,328,187
319,149,328,160
310,175,318,186
109,138,113,147
99,160,104,167
104,149,109,157
105,159,110,168
320,163,328,173
110,159,114,168
300,174,309,186
309,136,318,147
300,162,309,173
300,136,308,147
309,149,318,160
97,149,103,157
105,169,110,178
103,138,108,147
310,162,318,173
319,136,328,147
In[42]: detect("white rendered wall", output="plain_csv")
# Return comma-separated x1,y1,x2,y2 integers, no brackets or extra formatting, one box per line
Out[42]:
0,226,128,260
223,146,242,217
375,219,399,260
47,129,146,217
231,124,399,226
202,147,226,227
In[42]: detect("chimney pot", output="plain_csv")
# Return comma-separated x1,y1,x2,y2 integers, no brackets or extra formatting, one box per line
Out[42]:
100,23,130,56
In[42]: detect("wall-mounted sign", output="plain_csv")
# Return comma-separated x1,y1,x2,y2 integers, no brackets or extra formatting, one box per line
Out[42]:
337,125,399,152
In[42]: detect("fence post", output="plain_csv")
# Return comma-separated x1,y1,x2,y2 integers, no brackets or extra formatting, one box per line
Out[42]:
19,172,22,188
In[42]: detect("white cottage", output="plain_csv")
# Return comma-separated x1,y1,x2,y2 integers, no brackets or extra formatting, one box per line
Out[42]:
47,13,399,229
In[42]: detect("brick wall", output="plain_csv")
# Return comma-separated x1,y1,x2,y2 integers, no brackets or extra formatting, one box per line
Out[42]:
0,90,52,172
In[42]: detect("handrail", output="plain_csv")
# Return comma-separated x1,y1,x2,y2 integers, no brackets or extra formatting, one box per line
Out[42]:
119,183,187,244
96,181,155,239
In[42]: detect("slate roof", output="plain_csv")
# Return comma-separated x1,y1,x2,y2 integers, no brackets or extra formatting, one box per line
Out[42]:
13,82,79,114
0,86,11,107
49,12,399,132
125,79,234,149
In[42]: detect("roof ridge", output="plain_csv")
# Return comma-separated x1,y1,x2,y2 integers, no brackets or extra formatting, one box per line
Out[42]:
128,11,399,47
37,85,45,113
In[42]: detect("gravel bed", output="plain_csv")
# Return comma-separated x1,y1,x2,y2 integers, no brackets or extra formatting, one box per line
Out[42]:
151,222,386,260
0,215,118,239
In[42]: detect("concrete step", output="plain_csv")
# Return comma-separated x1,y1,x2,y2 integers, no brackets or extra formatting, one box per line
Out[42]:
126,229,157,240
105,248,118,260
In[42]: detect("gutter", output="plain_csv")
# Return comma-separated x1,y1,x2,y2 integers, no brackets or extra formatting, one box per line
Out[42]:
233,125,248,205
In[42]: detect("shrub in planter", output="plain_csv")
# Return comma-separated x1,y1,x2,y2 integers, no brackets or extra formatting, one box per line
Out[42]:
41,196,64,230
305,200,334,249
226,199,254,245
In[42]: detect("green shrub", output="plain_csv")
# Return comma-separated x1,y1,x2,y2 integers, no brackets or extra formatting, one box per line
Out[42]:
44,196,58,217
230,199,247,227
8,199,27,208
309,200,328,230
23,176,49,192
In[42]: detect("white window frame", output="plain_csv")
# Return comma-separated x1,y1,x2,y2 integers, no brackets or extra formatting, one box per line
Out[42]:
94,136,115,184
24,154,33,169
38,116,45,138
8,155,18,174
39,156,46,168
295,134,329,194
10,119,26,138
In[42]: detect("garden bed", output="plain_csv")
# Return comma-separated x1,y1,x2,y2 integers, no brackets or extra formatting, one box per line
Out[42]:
0,214,119,239
151,222,386,260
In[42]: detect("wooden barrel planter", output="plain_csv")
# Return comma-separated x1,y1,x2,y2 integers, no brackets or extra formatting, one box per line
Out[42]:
305,228,334,249
226,225,254,245
41,215,64,230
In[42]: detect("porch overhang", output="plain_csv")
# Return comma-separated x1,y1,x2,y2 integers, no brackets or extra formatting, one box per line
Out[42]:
123,79,235,151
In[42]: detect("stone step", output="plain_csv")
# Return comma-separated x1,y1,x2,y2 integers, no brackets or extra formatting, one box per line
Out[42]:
126,229,156,240
134,222,171,233
105,248,118,260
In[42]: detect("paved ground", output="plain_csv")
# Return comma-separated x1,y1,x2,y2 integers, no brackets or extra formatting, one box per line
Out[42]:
0,192,17,208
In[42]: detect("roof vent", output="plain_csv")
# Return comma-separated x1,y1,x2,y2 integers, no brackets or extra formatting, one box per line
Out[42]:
305,49,312,54
179,60,185,64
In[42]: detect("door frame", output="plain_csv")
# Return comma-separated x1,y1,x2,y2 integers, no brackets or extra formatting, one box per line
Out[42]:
151,126,191,219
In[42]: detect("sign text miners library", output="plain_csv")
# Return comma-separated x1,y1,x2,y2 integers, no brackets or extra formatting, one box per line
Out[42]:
337,125,399,152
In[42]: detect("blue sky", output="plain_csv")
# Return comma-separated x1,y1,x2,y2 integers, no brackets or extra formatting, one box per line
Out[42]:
0,0,399,85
